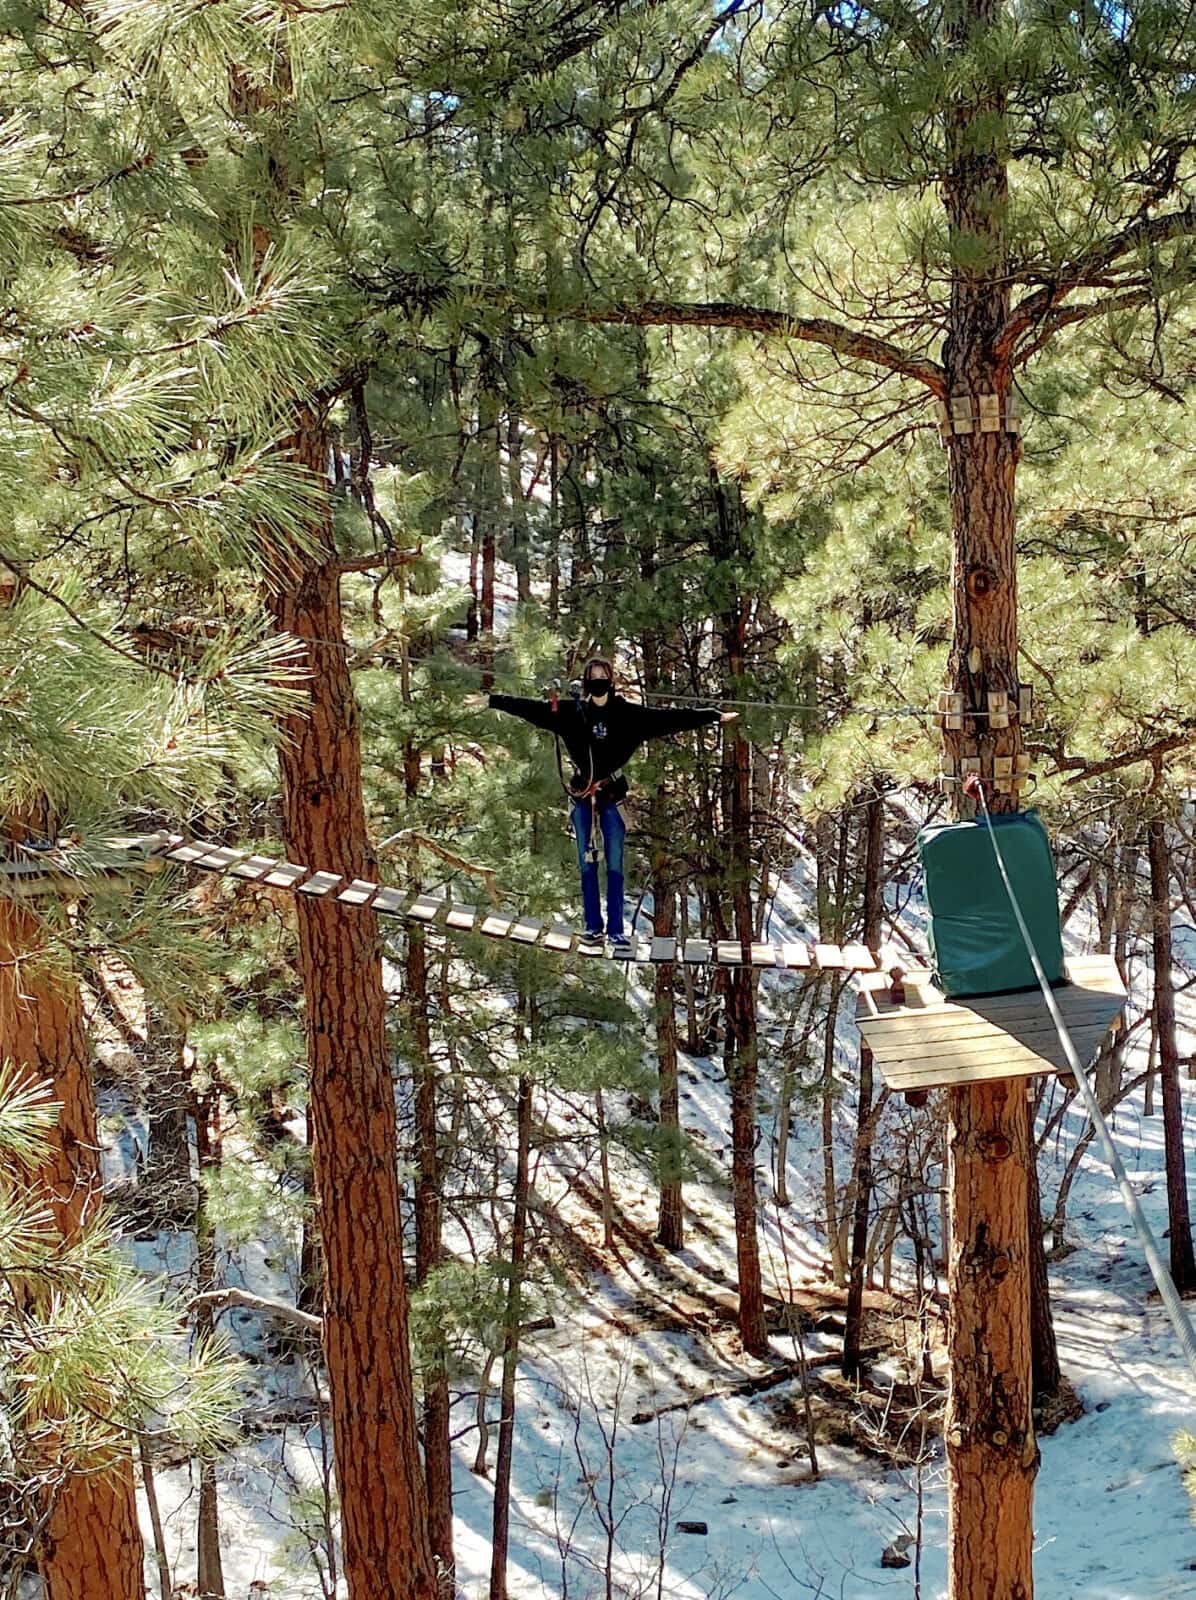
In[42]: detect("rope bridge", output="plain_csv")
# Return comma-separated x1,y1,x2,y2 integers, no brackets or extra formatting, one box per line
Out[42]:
0,832,894,974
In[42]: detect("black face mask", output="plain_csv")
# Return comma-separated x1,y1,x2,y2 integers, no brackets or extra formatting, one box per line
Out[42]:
585,677,611,699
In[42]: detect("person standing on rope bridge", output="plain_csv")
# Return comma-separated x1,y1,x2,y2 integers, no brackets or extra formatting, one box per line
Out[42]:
488,656,736,949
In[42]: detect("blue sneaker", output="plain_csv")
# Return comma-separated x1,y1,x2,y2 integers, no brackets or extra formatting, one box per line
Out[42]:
580,926,605,947
608,931,632,951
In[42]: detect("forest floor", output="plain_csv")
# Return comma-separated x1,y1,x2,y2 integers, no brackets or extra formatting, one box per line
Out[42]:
101,851,1196,1600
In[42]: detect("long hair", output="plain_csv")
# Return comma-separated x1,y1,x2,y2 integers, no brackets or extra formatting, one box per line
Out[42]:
582,654,615,686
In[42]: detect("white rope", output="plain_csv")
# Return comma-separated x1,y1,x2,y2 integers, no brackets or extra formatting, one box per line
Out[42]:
972,782,1196,1383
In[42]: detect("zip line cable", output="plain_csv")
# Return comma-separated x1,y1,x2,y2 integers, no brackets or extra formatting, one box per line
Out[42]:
143,609,964,721
970,778,1196,1385
239,632,939,720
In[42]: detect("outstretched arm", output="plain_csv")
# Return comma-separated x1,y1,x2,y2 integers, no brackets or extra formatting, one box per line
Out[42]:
488,693,573,735
630,703,734,741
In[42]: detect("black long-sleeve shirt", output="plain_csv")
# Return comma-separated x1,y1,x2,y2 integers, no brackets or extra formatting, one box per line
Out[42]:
488,692,721,787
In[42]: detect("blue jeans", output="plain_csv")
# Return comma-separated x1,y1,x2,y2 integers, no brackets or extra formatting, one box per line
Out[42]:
571,796,626,936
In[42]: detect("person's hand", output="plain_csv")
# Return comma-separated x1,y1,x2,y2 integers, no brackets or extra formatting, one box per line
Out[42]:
720,710,739,723
464,692,489,710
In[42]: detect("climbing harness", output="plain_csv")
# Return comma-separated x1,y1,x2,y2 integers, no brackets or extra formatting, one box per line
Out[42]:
969,775,1196,1385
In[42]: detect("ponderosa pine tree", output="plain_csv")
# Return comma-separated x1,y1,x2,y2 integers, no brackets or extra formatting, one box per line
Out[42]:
493,3,1196,1589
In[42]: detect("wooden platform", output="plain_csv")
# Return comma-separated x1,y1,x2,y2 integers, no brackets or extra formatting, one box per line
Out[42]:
855,955,1125,1092
0,832,888,975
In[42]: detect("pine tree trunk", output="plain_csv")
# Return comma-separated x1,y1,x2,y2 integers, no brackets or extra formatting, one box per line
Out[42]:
478,360,499,638
708,477,768,1358
547,437,561,622
640,581,685,1250
651,867,684,1250
1147,810,1196,1291
0,902,145,1600
1026,1102,1061,1403
269,405,435,1600
506,409,531,604
941,2,1037,1586
192,1088,225,1600
843,789,884,1379
489,1074,533,1600
408,924,455,1593
297,1104,323,1321
142,1020,192,1227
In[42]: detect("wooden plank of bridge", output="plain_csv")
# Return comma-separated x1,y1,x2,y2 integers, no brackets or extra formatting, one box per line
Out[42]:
164,841,221,868
446,904,477,931
407,894,446,924
260,862,309,891
509,916,543,945
372,886,416,917
778,942,811,969
650,936,677,963
142,833,185,857
682,939,711,964
750,943,777,967
194,846,249,873
337,878,379,907
229,854,283,883
813,942,845,970
543,924,576,953
298,871,344,898
841,943,876,972
480,912,514,939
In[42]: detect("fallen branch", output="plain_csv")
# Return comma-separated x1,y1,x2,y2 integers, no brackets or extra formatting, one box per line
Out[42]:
190,1286,322,1334
190,1288,554,1344
630,1346,882,1425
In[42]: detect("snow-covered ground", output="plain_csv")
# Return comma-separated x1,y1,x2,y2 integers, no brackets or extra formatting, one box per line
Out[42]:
113,879,1196,1600
100,548,1196,1598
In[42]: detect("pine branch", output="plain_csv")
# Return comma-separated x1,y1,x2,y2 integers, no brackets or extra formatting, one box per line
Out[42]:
0,152,156,208
1010,289,1155,368
337,548,423,574
1034,728,1196,786
580,301,947,394
1001,203,1196,359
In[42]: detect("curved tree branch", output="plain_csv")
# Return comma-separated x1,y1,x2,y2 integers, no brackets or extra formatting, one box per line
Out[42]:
581,300,947,393
1000,203,1196,359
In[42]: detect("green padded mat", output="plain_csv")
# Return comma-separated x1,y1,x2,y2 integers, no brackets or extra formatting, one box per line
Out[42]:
917,810,1064,998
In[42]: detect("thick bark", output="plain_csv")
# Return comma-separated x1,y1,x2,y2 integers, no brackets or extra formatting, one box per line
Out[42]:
843,790,884,1380
945,1083,1036,1600
269,407,435,1600
941,3,1037,1589
1148,812,1196,1291
489,1075,533,1600
0,903,146,1600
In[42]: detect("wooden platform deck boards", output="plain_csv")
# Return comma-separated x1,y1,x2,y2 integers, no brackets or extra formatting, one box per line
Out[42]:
856,955,1126,1091
0,832,889,974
